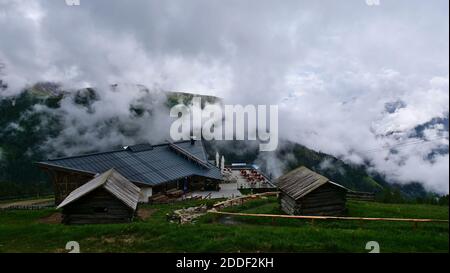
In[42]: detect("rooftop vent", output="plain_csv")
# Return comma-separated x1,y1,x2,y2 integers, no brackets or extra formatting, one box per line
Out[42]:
190,136,197,145
126,143,153,152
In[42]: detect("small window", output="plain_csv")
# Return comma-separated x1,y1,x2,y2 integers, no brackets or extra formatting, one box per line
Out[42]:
93,207,108,213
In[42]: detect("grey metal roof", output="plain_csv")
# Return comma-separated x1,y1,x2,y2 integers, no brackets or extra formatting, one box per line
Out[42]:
168,142,211,169
38,140,223,186
126,143,154,152
57,169,141,210
277,166,348,200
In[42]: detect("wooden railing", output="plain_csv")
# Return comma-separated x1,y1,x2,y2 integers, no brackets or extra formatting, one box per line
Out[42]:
208,192,448,227
347,191,376,202
212,192,279,210
208,210,449,224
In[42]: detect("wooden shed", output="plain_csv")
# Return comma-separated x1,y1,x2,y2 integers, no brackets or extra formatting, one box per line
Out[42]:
57,168,141,225
277,166,348,216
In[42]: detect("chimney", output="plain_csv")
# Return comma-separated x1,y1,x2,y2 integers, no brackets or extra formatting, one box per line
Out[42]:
221,155,225,173
216,152,220,167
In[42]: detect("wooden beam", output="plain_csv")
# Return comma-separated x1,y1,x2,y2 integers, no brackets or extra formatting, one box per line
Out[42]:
208,211,449,223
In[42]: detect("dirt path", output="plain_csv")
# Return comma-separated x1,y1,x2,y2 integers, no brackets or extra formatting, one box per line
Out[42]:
38,212,62,224
0,198,54,209
137,208,158,220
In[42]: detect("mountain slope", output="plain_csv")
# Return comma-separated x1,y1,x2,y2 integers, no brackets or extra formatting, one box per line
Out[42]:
0,84,445,202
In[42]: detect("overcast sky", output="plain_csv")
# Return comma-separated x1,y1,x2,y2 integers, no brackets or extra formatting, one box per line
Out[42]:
0,0,449,193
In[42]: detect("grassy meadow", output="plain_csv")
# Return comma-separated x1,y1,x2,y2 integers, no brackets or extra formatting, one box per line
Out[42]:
0,198,448,253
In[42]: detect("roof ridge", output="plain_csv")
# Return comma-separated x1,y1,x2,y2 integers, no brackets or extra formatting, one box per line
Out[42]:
168,142,210,169
37,139,223,187
47,149,125,161
56,168,114,209
46,140,194,161
277,166,344,200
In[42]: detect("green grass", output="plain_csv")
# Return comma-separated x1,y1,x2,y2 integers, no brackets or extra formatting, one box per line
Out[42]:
0,198,448,253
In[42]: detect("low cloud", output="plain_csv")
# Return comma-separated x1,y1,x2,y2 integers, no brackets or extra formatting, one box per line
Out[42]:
0,0,448,193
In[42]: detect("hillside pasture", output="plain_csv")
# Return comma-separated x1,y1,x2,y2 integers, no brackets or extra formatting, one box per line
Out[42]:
0,198,447,253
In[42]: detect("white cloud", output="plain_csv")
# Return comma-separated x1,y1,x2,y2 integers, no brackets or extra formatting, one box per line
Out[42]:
0,0,448,193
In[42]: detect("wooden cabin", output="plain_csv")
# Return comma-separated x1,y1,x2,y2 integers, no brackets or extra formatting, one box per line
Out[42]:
277,166,348,216
57,169,141,225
